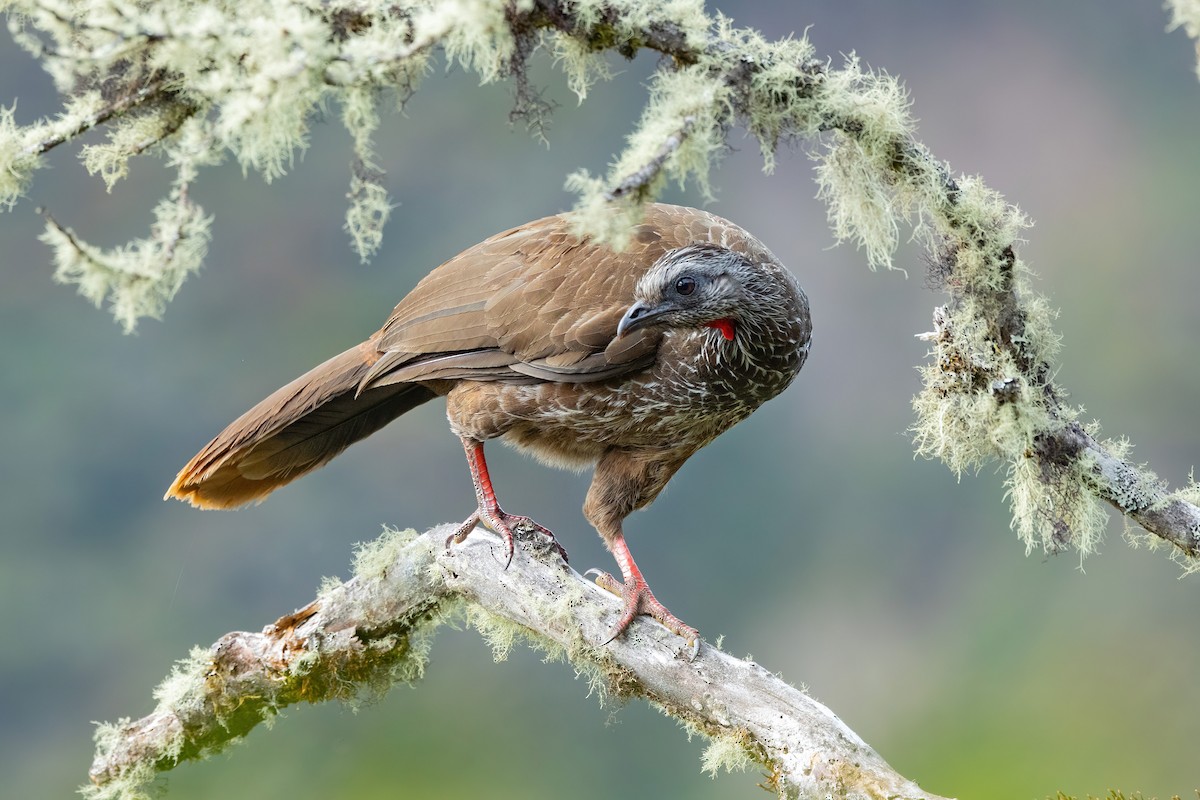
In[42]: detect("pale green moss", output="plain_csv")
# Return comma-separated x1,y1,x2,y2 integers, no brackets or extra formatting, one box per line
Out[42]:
151,646,214,721
351,526,421,581
464,568,591,666
624,66,729,199
437,0,530,85
1168,0,1200,34
560,0,709,51
463,580,616,706
1005,451,1108,559
551,35,613,103
0,103,39,209
316,574,344,595
467,605,519,662
700,732,754,777
911,300,1045,477
814,55,916,270
566,63,730,247
82,103,194,190
331,4,434,89
81,720,161,800
935,178,1032,289
44,184,211,334
343,626,441,709
1168,0,1200,79
723,21,817,172
1175,468,1200,506
341,86,393,261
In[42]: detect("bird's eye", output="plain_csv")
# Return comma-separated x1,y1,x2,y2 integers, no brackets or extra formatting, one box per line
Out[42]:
675,276,697,296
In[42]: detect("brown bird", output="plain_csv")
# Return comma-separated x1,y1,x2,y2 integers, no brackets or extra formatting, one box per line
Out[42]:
167,203,811,648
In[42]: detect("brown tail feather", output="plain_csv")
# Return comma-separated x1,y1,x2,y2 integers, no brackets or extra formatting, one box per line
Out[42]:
166,343,436,509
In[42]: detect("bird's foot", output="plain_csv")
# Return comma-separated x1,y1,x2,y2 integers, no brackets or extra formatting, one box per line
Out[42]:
586,569,699,658
448,508,568,568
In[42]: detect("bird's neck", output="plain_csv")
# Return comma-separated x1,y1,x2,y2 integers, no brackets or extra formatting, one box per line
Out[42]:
700,294,810,393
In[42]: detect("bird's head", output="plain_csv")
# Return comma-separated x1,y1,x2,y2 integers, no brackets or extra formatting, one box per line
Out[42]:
616,244,754,341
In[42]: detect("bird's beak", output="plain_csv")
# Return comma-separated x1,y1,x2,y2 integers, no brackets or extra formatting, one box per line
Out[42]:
616,300,671,339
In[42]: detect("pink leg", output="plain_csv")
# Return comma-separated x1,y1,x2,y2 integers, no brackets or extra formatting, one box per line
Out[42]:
589,533,698,655
447,438,567,567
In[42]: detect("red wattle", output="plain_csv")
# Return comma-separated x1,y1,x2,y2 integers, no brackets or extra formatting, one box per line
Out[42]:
706,318,736,340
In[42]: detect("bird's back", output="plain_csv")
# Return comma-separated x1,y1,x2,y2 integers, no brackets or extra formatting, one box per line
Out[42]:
360,204,788,389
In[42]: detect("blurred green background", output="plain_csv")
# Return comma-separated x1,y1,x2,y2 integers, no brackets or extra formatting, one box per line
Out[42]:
2,2,1199,798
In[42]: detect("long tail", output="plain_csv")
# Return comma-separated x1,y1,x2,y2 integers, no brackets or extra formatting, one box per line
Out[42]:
166,342,436,509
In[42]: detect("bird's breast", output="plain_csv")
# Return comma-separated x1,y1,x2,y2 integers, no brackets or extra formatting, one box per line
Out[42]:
485,328,797,454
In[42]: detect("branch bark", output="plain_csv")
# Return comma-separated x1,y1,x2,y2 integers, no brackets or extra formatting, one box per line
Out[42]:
1049,422,1200,556
87,525,949,800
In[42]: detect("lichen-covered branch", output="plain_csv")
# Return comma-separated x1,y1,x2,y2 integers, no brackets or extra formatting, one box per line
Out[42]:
3,2,1196,593
1056,422,1200,557
86,525,948,800
603,115,695,202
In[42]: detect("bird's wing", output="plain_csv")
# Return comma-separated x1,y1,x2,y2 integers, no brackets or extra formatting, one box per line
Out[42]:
361,204,727,388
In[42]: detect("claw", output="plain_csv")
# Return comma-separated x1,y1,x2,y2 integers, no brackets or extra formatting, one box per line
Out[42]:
586,566,700,659
448,438,568,568
449,508,516,568
448,509,568,568
585,568,622,596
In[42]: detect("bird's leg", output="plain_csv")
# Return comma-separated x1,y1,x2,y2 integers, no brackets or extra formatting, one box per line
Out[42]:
447,438,567,567
582,451,698,655
589,533,699,653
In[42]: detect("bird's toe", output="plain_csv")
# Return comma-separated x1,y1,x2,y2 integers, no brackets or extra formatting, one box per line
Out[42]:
584,568,624,597
590,572,699,658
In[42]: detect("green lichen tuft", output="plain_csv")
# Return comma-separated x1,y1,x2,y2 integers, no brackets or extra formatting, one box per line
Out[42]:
463,573,590,667
560,0,709,53
566,64,729,247
1172,467,1200,507
351,526,421,582
814,55,916,271
700,731,754,777
1005,450,1109,560
462,579,619,707
1168,0,1200,80
468,606,523,663
43,188,212,334
341,85,392,262
551,35,613,103
912,300,1050,478
82,102,197,191
81,720,162,800
436,0,529,85
0,103,40,210
712,17,818,172
151,646,215,724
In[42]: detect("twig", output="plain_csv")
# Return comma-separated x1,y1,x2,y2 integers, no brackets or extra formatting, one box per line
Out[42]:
88,525,948,800
1052,422,1200,557
21,79,170,158
604,116,695,202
